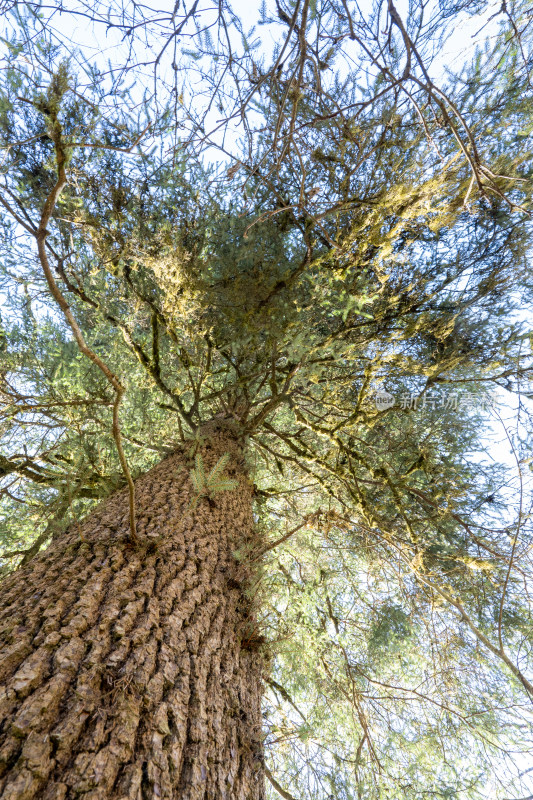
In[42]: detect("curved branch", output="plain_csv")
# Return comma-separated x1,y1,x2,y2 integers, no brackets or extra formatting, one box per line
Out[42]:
264,765,299,800
33,84,138,544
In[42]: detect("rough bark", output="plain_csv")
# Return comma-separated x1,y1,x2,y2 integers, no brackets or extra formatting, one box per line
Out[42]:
0,428,265,800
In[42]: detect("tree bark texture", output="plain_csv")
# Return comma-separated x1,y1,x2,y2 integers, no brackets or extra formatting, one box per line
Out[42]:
0,429,265,800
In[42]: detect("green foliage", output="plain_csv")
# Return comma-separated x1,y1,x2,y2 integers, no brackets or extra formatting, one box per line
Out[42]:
188,452,239,507
367,603,412,660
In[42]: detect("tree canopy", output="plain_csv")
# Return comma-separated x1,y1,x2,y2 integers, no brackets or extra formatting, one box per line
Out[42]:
1,0,533,797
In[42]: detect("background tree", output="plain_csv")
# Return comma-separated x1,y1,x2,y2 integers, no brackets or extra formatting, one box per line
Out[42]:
0,1,533,798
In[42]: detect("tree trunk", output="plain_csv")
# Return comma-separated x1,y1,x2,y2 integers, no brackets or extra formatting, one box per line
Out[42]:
0,428,265,800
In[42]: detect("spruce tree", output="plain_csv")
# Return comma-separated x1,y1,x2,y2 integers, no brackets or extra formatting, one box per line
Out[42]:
0,2,532,798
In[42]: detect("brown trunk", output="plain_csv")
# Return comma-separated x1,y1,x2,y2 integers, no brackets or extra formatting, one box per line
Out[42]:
0,428,265,800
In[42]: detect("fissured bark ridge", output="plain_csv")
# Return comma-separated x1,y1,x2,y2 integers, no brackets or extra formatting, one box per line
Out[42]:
0,429,265,800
